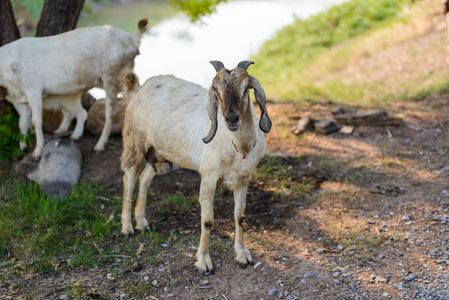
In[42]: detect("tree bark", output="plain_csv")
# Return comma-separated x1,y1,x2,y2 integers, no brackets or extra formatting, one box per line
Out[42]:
0,0,21,101
36,0,85,37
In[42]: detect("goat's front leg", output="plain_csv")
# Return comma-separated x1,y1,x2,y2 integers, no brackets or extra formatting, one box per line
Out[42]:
195,177,217,274
95,82,118,151
234,183,253,268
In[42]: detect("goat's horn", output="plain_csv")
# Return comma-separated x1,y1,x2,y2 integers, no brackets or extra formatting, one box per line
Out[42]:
237,61,254,70
210,61,225,73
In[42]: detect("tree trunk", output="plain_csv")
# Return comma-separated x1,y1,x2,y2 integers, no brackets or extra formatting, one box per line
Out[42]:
36,0,85,37
0,0,21,101
0,0,21,46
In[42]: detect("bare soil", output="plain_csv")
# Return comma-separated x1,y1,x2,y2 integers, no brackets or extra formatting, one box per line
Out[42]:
5,92,449,299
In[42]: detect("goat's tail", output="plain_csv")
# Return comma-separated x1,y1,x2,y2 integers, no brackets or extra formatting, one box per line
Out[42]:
121,70,140,106
134,18,148,46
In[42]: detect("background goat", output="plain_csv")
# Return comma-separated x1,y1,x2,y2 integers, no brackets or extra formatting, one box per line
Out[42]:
0,18,148,160
120,61,271,273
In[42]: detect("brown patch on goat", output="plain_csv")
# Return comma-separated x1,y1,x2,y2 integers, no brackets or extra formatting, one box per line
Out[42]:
238,216,248,232
204,221,213,231
138,18,148,30
145,147,159,172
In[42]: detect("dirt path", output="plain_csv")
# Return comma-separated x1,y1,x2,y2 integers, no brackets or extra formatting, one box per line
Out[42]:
3,93,449,300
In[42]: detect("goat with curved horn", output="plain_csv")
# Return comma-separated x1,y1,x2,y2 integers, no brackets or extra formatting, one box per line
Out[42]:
120,60,271,275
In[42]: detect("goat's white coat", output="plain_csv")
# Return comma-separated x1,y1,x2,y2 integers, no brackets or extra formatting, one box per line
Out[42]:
0,24,144,159
121,74,267,272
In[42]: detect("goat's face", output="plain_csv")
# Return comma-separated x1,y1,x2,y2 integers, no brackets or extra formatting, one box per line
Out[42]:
203,61,272,144
212,67,250,131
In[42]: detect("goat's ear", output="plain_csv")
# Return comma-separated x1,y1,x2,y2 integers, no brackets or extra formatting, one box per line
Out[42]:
250,75,272,133
203,86,219,143
210,61,225,73
237,61,254,71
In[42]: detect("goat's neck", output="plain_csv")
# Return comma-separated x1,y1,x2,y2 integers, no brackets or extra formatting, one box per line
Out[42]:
230,103,257,156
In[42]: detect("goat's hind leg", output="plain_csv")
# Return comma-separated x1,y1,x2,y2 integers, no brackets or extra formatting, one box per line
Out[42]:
121,165,139,236
12,103,31,151
95,80,118,151
134,163,158,232
234,183,253,268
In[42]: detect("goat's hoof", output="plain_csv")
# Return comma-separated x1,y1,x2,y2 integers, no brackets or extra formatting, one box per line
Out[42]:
200,267,215,276
239,263,247,269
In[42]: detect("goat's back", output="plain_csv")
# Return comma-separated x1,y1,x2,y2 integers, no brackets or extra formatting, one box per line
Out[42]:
0,26,139,94
125,75,211,170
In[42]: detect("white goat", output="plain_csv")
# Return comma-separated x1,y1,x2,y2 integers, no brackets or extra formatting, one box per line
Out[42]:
120,61,272,273
0,18,148,160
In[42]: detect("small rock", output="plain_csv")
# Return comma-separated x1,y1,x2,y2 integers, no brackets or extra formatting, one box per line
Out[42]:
339,125,354,135
371,274,377,280
333,272,341,278
315,119,341,135
382,223,388,228
60,296,68,300
268,289,278,296
368,220,376,225
152,279,158,287
337,245,344,250
333,106,345,115
292,115,315,135
144,276,149,281
304,271,315,278
382,293,389,297
185,286,189,289
404,274,415,282
120,294,127,300
254,262,262,270
201,280,210,286
170,279,177,286
282,257,288,262
378,254,384,259
161,244,169,248
395,284,404,291
164,287,171,293
402,216,411,222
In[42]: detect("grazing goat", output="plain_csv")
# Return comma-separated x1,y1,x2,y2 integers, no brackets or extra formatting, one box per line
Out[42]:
120,61,272,273
0,18,148,160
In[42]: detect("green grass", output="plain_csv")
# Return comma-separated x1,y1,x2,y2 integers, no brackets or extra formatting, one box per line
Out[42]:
252,0,410,104
254,155,316,198
78,0,175,33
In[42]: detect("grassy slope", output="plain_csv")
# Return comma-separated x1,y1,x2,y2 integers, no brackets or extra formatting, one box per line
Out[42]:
252,0,447,105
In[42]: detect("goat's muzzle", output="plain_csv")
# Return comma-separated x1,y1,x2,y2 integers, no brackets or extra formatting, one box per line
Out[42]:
225,111,241,131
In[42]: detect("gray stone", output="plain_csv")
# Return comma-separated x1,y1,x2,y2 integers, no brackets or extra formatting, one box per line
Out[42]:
60,296,68,300
315,119,341,135
403,216,411,222
268,289,278,296
152,279,158,287
164,287,171,293
120,294,127,300
405,274,415,282
304,271,315,278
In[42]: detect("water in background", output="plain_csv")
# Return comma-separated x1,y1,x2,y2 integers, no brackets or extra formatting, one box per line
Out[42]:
90,0,347,98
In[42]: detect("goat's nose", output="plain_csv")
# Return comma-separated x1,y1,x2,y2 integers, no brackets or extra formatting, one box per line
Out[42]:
225,113,240,125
